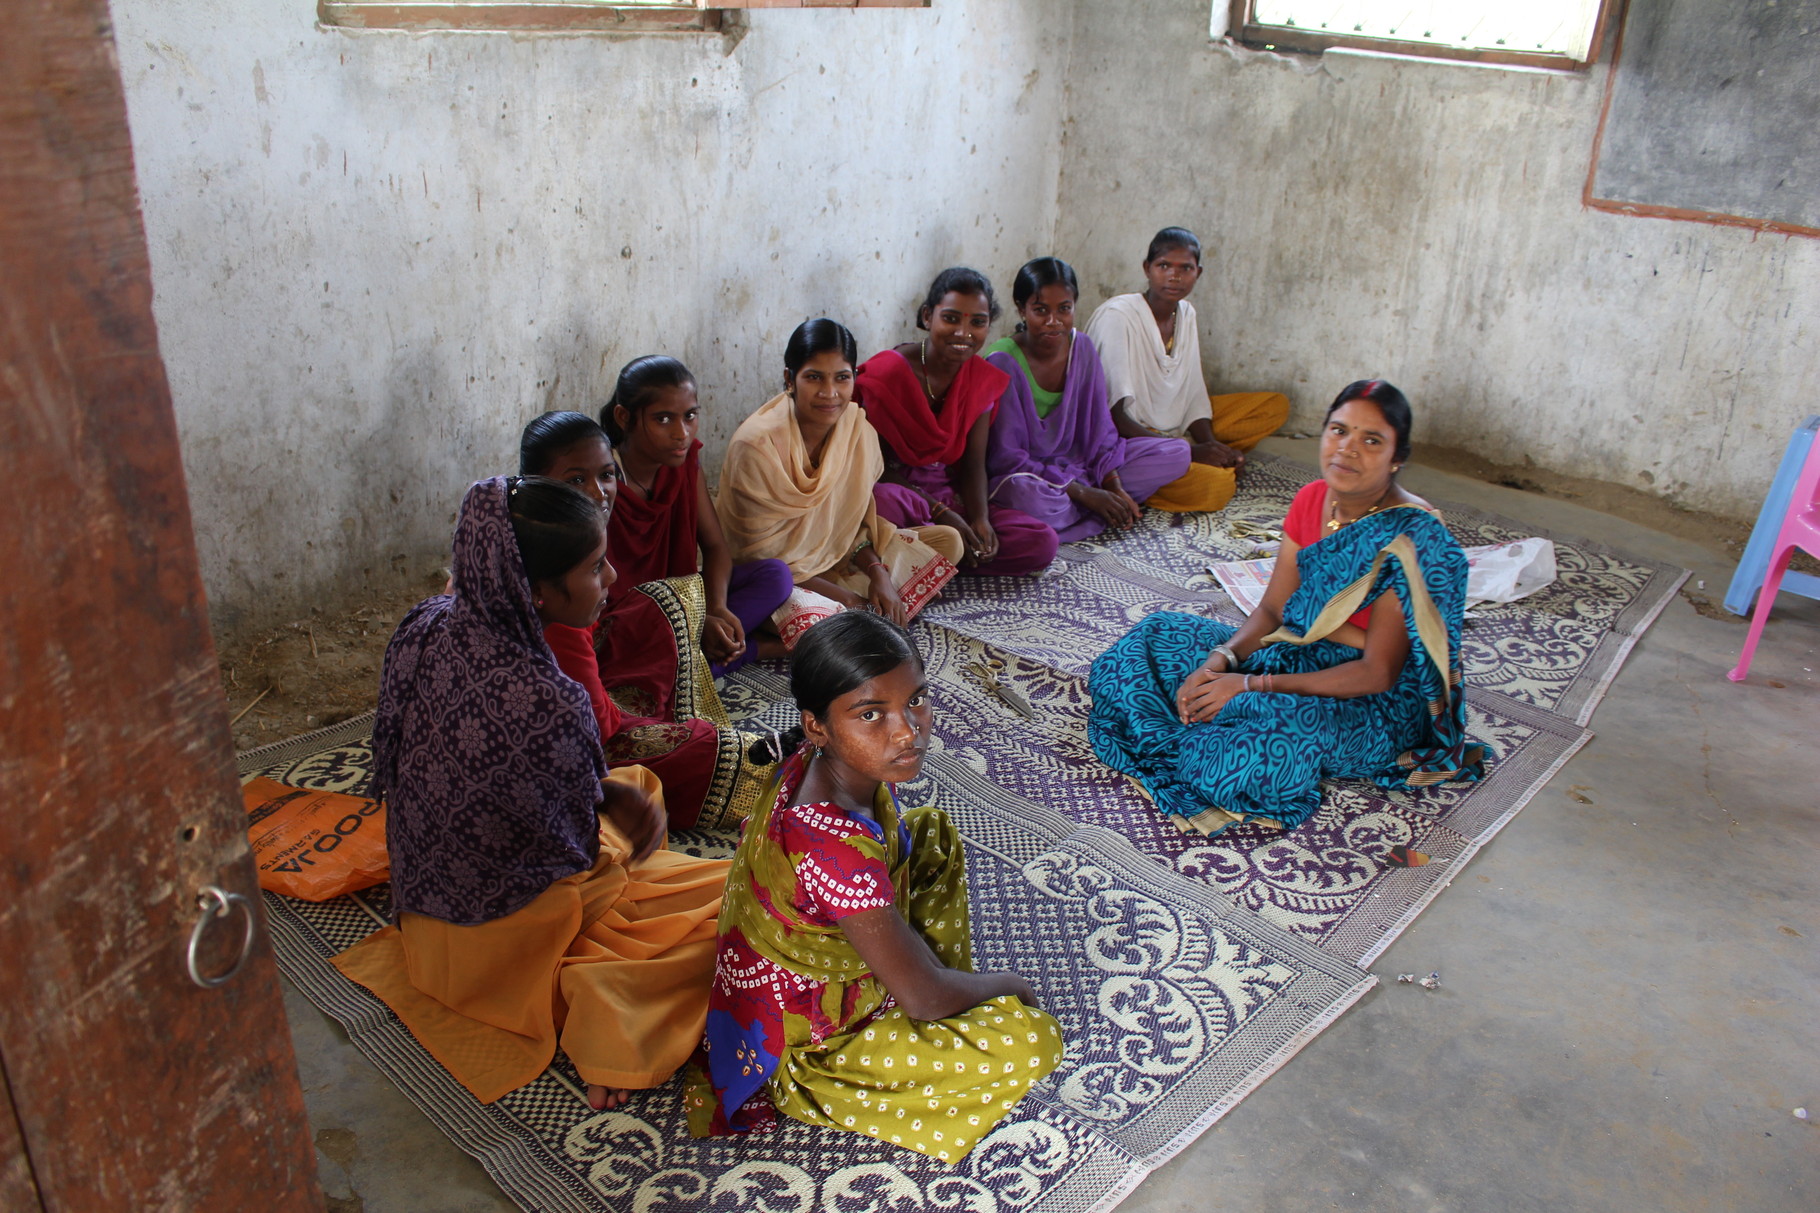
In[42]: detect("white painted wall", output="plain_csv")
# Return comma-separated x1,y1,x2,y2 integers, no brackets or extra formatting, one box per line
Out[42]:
1059,0,1817,523
113,0,1073,636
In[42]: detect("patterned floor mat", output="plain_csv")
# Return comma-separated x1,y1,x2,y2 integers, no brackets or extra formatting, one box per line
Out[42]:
251,454,1683,1210
247,719,1372,1213
727,636,1587,969
906,455,1682,964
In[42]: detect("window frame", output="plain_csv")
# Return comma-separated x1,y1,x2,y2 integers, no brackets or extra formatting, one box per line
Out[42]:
1224,0,1621,72
320,0,927,34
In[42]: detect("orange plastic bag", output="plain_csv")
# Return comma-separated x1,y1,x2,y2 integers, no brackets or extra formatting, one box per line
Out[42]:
243,777,390,901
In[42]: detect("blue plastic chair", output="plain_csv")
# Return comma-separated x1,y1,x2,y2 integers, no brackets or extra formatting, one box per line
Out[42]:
1728,420,1820,682
1724,415,1820,617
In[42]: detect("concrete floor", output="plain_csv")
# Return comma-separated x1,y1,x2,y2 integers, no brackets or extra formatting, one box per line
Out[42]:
287,446,1820,1212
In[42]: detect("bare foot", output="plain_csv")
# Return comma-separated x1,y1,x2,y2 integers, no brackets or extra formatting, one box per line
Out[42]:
586,1083,632,1110
755,635,789,661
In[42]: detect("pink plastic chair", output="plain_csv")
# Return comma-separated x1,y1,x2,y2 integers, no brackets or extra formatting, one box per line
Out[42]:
1729,431,1820,681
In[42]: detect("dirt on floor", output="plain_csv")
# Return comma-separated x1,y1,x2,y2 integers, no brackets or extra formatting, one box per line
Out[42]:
216,453,1801,752
219,573,447,753
1411,443,1756,554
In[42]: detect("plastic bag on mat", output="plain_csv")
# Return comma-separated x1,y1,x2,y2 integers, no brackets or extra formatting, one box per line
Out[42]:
1466,537,1557,609
243,777,389,901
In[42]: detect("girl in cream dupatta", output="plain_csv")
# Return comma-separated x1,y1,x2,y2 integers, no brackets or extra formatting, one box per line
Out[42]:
716,319,962,649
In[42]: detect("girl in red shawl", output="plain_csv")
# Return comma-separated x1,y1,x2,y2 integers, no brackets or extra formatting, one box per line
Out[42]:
857,267,1058,577
600,356,793,676
520,410,774,831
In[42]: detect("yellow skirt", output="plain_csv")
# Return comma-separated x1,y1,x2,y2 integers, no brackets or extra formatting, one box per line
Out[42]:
1211,390,1290,452
1144,391,1290,513
332,766,728,1102
1146,464,1236,513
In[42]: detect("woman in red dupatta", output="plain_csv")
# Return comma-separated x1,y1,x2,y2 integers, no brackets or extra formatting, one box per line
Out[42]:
857,267,1058,577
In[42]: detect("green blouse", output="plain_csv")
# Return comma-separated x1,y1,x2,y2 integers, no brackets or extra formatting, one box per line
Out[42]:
983,336,1063,419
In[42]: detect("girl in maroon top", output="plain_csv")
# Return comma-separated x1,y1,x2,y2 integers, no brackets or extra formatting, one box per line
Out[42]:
858,266,1058,576
602,356,791,677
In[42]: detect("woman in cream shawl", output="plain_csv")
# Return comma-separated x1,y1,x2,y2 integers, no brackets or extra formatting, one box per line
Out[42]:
716,319,963,648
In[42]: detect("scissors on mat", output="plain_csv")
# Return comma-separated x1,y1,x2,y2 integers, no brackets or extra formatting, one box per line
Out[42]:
963,659,1036,719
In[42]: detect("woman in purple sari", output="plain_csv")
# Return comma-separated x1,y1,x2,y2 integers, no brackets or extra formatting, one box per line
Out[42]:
983,258,1190,542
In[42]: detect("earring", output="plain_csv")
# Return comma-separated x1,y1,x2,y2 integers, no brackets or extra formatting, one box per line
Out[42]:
535,597,544,607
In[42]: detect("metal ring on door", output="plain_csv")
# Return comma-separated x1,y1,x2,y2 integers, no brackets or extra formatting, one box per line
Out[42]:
186,885,257,989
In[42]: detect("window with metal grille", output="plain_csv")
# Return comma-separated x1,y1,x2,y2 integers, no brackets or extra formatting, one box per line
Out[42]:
1224,1,1617,70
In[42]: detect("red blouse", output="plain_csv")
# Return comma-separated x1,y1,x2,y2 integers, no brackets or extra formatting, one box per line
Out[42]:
1282,480,1374,632
705,800,903,1131
544,622,622,742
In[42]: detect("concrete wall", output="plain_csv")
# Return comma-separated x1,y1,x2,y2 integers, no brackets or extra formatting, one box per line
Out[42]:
119,0,1817,637
113,0,1073,637
1058,0,1818,522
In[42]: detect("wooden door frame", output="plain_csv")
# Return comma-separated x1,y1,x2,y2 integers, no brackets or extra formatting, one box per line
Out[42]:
0,1,324,1207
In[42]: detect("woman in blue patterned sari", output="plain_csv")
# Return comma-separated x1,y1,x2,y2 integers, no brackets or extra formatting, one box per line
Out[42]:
1089,380,1488,836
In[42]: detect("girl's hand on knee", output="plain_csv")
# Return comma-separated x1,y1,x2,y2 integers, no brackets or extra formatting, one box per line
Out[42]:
1186,673,1246,723
600,779,665,863
939,509,985,566
1098,475,1140,529
969,514,999,564
865,567,908,626
1082,486,1136,530
999,974,1041,1011
702,609,743,663
1191,440,1243,469
1174,666,1215,721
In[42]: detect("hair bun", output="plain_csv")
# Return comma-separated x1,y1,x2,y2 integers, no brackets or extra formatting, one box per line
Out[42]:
746,725,805,766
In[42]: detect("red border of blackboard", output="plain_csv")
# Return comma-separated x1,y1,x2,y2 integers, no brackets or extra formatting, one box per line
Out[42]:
1584,0,1820,239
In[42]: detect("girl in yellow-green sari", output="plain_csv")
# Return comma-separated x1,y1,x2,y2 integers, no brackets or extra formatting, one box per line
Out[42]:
685,611,1063,1162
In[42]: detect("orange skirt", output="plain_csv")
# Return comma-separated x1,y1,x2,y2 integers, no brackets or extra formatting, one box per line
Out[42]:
1145,391,1290,513
1145,463,1237,513
332,766,728,1102
1211,390,1290,452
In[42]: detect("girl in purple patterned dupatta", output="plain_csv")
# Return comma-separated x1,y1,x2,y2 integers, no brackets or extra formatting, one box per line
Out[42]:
339,475,728,1113
372,475,615,924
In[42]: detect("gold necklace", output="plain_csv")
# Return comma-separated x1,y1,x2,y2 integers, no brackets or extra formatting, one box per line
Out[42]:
1326,486,1397,533
918,338,947,409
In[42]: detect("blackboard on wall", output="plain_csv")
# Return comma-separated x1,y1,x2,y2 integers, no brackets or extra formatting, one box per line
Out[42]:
1588,0,1820,235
